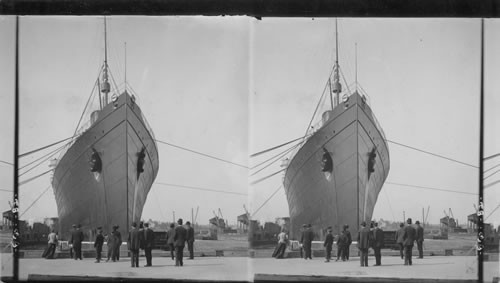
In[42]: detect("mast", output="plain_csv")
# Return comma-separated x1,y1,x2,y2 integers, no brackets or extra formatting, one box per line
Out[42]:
101,17,111,105
124,42,127,93
355,42,358,93
332,19,342,108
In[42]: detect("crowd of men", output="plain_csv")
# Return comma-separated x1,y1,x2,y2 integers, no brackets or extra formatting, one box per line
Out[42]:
64,218,196,267
273,218,425,267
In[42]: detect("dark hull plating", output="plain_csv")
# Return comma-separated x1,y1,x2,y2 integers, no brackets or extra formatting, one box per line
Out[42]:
52,93,159,240
284,93,389,240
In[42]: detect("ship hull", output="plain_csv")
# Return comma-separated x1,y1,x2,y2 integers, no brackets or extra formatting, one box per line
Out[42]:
52,93,159,240
284,93,389,240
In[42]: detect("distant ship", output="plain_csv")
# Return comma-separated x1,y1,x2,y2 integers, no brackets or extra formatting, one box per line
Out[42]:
51,19,159,240
283,23,390,240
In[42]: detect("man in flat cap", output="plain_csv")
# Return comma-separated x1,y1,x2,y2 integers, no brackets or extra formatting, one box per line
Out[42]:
358,221,371,267
174,218,187,266
70,224,84,260
415,220,424,259
113,225,122,261
144,223,155,266
343,224,352,261
402,218,416,266
323,227,334,262
128,222,141,267
372,222,384,266
301,224,314,260
94,227,104,263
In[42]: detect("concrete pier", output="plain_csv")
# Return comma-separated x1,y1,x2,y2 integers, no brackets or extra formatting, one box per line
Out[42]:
1,254,498,282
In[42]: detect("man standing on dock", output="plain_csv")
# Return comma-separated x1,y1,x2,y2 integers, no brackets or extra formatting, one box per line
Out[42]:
186,221,195,260
372,222,384,266
402,218,416,266
113,225,122,261
174,218,187,266
94,227,104,263
395,223,405,259
70,224,84,260
301,224,314,260
128,222,141,268
343,225,352,261
358,221,371,267
415,220,424,259
144,223,155,266
323,227,334,262
167,223,175,260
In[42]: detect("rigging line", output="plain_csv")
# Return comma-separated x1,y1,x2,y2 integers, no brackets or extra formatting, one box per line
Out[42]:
484,152,500,161
151,189,166,221
383,188,396,223
250,142,301,177
386,181,477,196
484,169,500,180
19,135,76,158
484,179,500,189
485,203,500,221
20,185,51,218
0,160,13,166
0,189,12,193
250,168,286,185
155,182,247,196
73,76,100,138
155,139,248,169
304,87,328,138
250,134,311,158
251,140,302,170
18,141,69,174
484,163,500,174
19,169,52,186
252,184,283,217
386,139,478,169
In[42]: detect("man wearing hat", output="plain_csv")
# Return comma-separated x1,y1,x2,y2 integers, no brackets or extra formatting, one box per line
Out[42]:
94,227,104,263
174,218,187,266
402,218,416,266
323,227,334,262
300,224,314,260
358,221,371,267
70,224,84,260
113,225,122,261
343,225,352,261
395,223,405,259
415,220,424,259
144,223,155,266
128,222,141,268
372,222,384,266
185,221,195,260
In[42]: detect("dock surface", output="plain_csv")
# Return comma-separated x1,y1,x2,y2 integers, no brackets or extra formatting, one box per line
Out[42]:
2,254,498,282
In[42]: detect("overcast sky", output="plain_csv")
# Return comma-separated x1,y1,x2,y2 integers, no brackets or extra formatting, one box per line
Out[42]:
250,18,498,229
0,16,498,230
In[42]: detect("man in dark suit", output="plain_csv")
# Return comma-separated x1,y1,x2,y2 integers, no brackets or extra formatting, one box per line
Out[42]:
94,227,104,263
402,218,416,266
415,220,424,259
300,224,314,259
174,218,187,266
358,221,371,267
70,224,84,260
343,225,352,260
185,221,195,260
144,223,155,266
323,227,334,262
128,222,141,268
395,223,405,259
113,225,122,261
373,222,384,266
